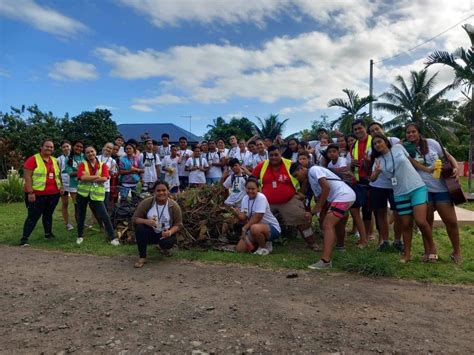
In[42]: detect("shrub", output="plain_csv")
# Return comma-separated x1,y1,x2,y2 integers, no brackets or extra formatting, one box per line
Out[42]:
0,171,24,203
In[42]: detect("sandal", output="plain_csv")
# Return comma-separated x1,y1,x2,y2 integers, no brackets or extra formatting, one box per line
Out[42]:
450,253,462,264
309,244,322,252
421,254,429,263
356,242,368,250
428,254,438,263
399,257,411,264
134,259,146,268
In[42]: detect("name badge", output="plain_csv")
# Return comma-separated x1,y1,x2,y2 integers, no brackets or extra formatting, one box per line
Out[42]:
49,172,54,179
391,177,398,186
272,181,277,189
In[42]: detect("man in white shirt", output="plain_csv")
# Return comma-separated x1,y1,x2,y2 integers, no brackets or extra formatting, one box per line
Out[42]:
206,139,224,184
228,135,240,159
139,139,161,193
177,136,193,190
221,158,248,208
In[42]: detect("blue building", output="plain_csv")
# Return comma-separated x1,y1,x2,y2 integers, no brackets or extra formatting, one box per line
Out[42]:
118,123,201,144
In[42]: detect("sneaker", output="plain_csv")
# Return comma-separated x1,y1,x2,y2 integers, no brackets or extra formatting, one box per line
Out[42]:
377,241,390,252
265,241,273,253
354,231,360,240
253,248,269,256
335,245,346,252
308,259,332,270
20,239,29,247
44,233,55,240
76,237,84,245
85,224,93,229
66,223,74,231
110,238,120,246
393,240,405,253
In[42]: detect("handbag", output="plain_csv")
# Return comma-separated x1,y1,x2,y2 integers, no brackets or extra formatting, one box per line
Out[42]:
438,143,466,205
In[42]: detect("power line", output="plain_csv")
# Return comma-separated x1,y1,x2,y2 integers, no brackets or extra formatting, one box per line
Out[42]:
374,14,474,64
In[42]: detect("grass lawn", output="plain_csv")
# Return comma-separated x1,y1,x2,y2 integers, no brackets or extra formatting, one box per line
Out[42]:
1,201,473,284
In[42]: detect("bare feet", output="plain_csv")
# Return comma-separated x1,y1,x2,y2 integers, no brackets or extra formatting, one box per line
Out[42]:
134,258,146,268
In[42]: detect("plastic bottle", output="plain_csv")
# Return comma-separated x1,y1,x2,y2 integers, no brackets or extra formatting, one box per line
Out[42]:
432,159,442,179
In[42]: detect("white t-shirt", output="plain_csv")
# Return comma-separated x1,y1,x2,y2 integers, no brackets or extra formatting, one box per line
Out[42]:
205,151,223,179
228,146,240,159
161,155,180,188
185,156,209,184
117,146,126,157
146,202,171,233
412,138,448,193
177,149,193,177
308,166,356,203
57,155,70,188
236,150,252,167
327,156,347,169
376,144,425,196
370,137,400,189
251,152,268,168
291,152,299,163
140,152,161,183
158,145,171,159
240,192,281,233
97,155,117,192
223,173,247,207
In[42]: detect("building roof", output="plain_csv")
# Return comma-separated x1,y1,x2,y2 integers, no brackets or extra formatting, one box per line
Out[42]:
118,123,201,143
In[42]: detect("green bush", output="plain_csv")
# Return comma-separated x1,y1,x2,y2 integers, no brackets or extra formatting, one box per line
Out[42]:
0,173,24,203
445,143,469,161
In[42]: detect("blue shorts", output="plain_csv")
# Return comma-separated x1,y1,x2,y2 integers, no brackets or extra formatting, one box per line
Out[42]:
394,186,428,216
268,224,281,241
206,177,220,185
428,191,452,204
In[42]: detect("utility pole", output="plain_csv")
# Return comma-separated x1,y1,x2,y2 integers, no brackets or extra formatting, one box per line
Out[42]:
181,115,192,137
369,59,374,118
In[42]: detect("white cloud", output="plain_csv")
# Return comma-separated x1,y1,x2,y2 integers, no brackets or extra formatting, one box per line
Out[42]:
0,0,88,37
130,104,154,112
49,60,99,81
134,94,188,105
95,105,119,111
99,1,470,119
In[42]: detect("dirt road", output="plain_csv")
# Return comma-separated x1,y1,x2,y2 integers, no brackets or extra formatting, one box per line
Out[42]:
1,246,473,354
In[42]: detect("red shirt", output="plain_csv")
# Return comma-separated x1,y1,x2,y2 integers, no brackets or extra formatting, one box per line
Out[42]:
77,160,109,179
252,161,295,204
23,155,60,195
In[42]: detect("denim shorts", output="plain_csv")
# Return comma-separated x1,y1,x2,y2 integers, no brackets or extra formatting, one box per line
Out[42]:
394,186,428,216
428,191,452,204
247,224,281,243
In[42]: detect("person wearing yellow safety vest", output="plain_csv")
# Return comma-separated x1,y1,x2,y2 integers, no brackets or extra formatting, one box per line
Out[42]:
252,145,321,251
349,119,372,248
76,146,120,246
21,139,63,246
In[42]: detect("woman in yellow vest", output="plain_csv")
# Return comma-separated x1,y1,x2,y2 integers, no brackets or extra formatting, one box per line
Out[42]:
21,139,63,246
76,146,120,246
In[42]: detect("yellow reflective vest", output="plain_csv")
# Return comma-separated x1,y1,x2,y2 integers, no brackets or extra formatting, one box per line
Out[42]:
259,158,299,190
31,154,61,191
77,161,106,201
351,135,372,181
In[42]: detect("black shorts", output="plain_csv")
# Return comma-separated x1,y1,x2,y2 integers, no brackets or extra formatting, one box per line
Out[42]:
370,186,395,210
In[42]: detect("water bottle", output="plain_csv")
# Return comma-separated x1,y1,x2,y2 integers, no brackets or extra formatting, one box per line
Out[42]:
432,159,442,179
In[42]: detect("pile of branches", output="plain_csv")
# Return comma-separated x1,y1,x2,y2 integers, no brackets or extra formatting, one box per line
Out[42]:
110,185,241,248
176,184,241,248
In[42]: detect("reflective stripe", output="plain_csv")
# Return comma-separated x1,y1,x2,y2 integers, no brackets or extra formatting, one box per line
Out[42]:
32,154,61,191
351,135,372,181
259,158,299,190
77,162,106,201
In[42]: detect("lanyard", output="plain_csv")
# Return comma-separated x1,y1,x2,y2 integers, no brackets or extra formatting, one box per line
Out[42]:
248,198,256,218
100,156,110,166
381,150,395,178
155,202,168,227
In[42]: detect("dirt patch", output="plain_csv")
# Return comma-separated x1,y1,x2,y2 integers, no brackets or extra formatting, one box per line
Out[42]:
1,246,473,353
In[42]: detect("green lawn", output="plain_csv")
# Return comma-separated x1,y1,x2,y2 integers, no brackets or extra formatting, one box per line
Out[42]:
459,176,474,211
1,201,473,284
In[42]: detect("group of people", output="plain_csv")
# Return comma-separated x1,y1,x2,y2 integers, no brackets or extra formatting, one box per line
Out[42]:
20,118,463,269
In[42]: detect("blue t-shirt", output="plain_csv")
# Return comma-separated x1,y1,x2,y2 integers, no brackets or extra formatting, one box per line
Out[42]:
376,144,425,196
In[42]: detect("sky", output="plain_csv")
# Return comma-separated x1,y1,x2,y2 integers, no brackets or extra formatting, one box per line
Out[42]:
0,0,472,137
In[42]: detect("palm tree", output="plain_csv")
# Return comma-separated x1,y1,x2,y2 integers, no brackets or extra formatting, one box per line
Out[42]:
374,69,460,139
425,24,474,193
252,114,289,140
206,117,226,130
327,89,375,133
